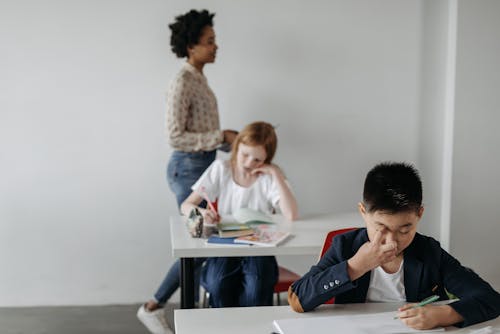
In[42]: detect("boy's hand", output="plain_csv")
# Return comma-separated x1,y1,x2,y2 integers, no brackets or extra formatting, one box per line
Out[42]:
347,228,397,280
397,304,463,330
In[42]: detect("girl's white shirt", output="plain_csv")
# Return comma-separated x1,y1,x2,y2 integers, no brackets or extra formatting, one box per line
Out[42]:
191,159,281,215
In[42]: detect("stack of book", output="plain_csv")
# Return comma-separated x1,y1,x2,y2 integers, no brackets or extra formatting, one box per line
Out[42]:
205,208,291,247
217,222,254,238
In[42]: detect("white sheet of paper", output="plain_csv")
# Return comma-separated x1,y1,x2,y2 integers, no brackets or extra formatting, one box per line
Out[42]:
273,311,444,334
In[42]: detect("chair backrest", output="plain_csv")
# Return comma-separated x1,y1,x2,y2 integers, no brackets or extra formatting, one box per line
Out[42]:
320,227,358,259
320,227,358,304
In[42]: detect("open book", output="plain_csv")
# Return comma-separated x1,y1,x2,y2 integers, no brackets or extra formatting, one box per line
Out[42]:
217,208,275,238
231,208,274,225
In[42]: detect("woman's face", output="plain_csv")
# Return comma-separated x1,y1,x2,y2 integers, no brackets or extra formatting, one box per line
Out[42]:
188,26,217,64
236,143,267,174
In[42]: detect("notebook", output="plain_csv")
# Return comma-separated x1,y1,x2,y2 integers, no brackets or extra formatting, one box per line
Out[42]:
205,236,250,246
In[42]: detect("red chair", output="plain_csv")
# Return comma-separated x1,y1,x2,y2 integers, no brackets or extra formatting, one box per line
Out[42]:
274,265,301,305
320,227,358,304
275,228,357,306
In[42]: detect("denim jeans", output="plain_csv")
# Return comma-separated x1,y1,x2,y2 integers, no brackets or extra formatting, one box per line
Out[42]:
153,150,215,305
201,256,278,307
153,257,206,305
166,150,216,208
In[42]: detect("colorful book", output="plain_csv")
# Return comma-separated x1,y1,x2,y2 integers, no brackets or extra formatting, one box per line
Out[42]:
234,226,291,247
206,236,237,244
217,223,254,238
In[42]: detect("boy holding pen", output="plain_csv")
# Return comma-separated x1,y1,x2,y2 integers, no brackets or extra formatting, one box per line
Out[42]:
288,162,500,330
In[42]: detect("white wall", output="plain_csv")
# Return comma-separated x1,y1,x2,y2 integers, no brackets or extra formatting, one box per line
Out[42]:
417,0,455,243
450,0,500,289
1,0,173,306
0,0,431,306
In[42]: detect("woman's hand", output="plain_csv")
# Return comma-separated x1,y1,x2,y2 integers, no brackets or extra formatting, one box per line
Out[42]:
222,129,238,145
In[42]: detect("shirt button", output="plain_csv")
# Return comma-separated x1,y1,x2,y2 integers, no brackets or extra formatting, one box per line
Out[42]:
329,282,334,287
334,279,340,285
323,284,329,290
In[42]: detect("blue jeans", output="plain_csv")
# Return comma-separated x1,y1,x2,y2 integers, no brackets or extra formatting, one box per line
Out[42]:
153,150,216,305
166,150,216,207
201,256,278,307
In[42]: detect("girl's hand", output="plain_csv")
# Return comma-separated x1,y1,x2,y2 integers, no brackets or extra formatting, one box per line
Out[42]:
199,208,220,224
397,305,449,330
251,163,282,178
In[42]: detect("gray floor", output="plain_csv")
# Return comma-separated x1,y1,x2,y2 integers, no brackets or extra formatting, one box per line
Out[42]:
0,294,288,333
0,303,178,334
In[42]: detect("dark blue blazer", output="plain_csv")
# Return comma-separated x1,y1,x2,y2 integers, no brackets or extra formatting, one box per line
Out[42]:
289,228,500,327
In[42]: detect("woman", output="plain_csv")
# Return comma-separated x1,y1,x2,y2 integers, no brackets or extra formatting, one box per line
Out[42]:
137,9,237,334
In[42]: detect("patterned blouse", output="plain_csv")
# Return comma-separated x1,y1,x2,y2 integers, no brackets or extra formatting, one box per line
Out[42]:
165,62,223,152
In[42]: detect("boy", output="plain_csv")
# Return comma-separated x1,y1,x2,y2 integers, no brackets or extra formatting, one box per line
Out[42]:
288,162,500,329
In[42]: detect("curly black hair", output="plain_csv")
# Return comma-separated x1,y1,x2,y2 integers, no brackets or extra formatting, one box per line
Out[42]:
169,9,215,58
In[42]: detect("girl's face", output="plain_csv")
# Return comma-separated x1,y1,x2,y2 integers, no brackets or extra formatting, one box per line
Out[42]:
236,143,267,174
188,26,217,64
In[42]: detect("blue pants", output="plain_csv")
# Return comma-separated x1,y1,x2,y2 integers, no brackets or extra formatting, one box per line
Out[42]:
201,256,278,307
153,150,215,304
166,150,216,207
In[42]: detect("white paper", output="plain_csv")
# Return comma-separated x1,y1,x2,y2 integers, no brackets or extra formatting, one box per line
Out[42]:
468,326,494,334
273,311,444,334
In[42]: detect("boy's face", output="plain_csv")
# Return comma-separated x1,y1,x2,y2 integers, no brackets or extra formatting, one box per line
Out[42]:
359,203,424,256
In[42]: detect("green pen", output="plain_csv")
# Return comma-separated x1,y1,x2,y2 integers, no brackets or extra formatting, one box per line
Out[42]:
394,294,440,319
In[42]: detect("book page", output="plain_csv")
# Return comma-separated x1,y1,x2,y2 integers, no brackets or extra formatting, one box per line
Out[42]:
232,208,273,224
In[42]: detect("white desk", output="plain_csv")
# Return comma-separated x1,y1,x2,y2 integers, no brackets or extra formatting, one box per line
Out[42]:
170,212,362,308
175,302,500,334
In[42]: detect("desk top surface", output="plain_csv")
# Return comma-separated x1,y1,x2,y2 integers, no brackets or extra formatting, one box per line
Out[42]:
174,302,500,334
170,212,363,258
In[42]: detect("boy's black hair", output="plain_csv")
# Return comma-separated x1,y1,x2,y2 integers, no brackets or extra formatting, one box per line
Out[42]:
169,9,215,58
363,162,422,214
